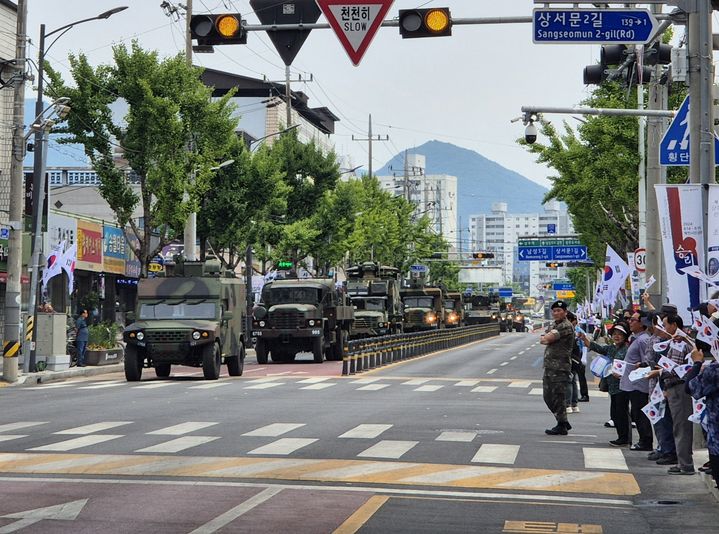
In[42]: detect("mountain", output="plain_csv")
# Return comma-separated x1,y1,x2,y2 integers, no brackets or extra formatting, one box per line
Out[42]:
375,140,549,224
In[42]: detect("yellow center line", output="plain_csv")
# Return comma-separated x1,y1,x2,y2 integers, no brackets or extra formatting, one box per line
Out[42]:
334,495,389,534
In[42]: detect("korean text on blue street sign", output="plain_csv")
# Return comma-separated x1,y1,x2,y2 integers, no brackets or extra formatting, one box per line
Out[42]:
533,8,656,44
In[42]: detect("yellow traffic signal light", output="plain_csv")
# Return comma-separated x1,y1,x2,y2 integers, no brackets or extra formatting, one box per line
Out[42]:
399,8,452,39
216,14,241,38
472,252,495,259
190,14,247,47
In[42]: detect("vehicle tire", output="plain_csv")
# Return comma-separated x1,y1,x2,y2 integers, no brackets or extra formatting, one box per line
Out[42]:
227,342,244,376
202,342,221,380
124,346,143,382
155,363,171,378
255,339,268,364
312,336,324,363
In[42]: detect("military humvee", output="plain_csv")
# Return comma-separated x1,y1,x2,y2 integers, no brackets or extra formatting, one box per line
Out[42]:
252,278,354,363
347,262,403,338
123,258,246,381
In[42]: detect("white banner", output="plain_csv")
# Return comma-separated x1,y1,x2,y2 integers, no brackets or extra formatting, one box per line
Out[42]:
707,185,719,280
627,252,641,310
655,184,706,323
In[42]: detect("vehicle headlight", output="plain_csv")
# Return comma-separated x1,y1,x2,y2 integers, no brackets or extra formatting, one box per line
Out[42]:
259,321,266,327
426,313,437,323
308,320,315,326
136,332,144,341
192,331,201,340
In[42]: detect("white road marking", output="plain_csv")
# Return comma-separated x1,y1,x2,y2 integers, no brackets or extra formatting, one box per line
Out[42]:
242,423,305,437
247,377,282,383
498,471,604,489
55,422,132,435
0,435,27,442
244,382,284,390
28,435,124,452
403,378,430,386
471,386,497,393
188,487,283,534
400,466,509,485
300,383,336,390
136,436,220,454
148,422,218,436
588,390,609,398
356,384,390,391
25,383,75,390
339,424,393,439
204,459,312,477
500,362,509,367
0,422,47,433
190,383,232,390
471,444,520,465
414,385,443,392
454,380,480,387
77,382,126,390
247,438,318,455
486,369,498,375
510,356,518,361
351,378,382,384
435,431,476,442
518,351,526,355
508,381,532,388
132,382,177,389
357,440,418,460
529,388,543,395
583,448,628,471
297,377,330,384
312,462,421,480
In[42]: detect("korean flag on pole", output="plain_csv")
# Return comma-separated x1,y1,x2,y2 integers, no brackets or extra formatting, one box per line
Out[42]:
602,245,630,306
42,240,65,290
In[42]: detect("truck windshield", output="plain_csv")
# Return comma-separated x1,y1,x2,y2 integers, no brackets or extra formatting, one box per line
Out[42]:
443,299,455,310
403,297,434,308
139,302,216,320
268,288,319,305
352,297,386,311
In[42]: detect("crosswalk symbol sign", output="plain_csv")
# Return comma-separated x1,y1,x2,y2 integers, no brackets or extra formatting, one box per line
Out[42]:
660,95,719,166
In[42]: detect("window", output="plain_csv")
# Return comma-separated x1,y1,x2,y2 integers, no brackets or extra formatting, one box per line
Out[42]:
139,302,217,320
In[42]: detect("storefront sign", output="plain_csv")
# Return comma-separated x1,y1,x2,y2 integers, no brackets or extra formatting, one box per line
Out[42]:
103,225,126,274
46,213,77,253
125,231,141,278
76,219,103,272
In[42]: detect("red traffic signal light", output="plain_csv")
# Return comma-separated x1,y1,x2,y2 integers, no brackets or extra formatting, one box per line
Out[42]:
399,8,452,39
472,252,494,259
190,14,247,47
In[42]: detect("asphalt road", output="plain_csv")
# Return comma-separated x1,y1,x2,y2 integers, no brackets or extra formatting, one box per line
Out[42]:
0,332,716,533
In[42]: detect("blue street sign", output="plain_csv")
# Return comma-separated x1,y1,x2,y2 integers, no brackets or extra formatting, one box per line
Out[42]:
498,287,513,298
0,228,8,240
547,224,556,234
518,245,588,262
410,264,428,273
553,245,588,261
518,247,553,261
533,8,656,44
660,95,719,166
553,282,575,291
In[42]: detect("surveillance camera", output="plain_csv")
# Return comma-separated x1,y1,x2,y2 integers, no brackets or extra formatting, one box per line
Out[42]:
525,122,538,144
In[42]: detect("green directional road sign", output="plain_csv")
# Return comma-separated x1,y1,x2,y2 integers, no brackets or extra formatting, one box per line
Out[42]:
517,237,582,248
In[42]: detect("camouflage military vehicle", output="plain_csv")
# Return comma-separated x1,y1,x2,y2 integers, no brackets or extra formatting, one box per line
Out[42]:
123,258,246,381
465,294,501,326
252,278,354,363
400,286,444,332
347,262,403,338
442,292,465,328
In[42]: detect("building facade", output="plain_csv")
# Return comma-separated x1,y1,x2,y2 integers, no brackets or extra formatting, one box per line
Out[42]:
469,200,576,297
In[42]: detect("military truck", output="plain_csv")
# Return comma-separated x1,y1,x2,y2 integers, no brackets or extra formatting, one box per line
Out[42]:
347,262,403,338
252,278,354,363
465,294,501,326
400,286,444,332
442,292,465,328
123,258,247,381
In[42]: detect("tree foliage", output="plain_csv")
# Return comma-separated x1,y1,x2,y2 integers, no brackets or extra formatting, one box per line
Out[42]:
46,42,238,276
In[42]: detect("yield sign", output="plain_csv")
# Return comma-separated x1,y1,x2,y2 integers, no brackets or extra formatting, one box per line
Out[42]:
316,0,394,66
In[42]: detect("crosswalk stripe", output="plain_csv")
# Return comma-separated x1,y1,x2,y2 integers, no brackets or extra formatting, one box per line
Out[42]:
311,461,422,480
403,378,430,386
414,385,443,392
247,377,283,383
190,383,232,390
0,435,27,442
500,362,509,367
148,422,218,436
471,386,497,393
242,423,305,437
583,448,628,471
300,383,336,390
357,440,418,460
297,377,330,384
136,436,220,453
588,390,609,398
78,382,125,390
0,422,47,433
55,422,132,435
28,434,124,451
497,471,605,489
529,388,543,395
454,380,480,387
487,369,497,375
400,466,509,485
247,438,318,455
25,383,75,390
471,444,520,465
508,381,532,388
339,424,393,439
510,356,518,361
436,431,476,442
244,382,284,390
132,382,177,389
356,384,390,391
351,378,381,384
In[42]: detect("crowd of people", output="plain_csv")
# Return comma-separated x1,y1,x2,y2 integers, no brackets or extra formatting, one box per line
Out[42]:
540,298,718,490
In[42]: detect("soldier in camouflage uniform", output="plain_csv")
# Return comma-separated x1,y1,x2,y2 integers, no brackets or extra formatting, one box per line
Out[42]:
541,300,575,436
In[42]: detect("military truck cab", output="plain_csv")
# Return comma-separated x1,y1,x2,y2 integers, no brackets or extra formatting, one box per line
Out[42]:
401,287,444,332
252,278,354,363
123,258,246,381
443,292,465,328
347,262,403,338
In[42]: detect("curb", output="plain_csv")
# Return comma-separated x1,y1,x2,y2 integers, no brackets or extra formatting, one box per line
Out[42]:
700,472,719,503
1,363,124,388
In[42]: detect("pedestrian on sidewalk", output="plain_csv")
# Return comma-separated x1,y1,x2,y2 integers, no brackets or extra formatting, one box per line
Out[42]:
540,300,575,436
75,309,89,367
686,349,719,488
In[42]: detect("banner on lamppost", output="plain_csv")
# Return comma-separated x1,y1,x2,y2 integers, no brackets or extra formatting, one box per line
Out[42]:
706,185,719,280
655,184,706,323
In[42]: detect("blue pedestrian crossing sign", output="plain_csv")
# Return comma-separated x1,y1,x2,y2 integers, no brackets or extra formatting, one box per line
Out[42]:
660,95,719,166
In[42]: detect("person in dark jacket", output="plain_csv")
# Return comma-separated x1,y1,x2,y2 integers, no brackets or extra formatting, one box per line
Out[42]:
686,349,719,488
75,309,89,367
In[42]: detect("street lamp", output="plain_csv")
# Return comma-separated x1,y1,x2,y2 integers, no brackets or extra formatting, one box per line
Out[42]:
249,124,300,150
25,6,128,373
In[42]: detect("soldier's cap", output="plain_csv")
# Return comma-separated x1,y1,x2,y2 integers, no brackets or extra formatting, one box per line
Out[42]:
551,300,568,310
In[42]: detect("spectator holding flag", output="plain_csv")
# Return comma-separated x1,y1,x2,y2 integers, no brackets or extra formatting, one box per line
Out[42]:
686,348,718,488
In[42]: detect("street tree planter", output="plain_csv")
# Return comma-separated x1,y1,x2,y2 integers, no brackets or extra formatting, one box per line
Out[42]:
86,347,124,366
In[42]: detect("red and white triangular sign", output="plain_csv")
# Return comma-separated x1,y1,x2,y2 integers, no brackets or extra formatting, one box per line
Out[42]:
316,0,394,66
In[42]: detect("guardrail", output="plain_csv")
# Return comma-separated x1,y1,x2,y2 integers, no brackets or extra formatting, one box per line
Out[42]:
342,323,500,376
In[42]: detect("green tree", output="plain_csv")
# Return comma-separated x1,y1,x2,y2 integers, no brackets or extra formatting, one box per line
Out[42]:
46,42,238,276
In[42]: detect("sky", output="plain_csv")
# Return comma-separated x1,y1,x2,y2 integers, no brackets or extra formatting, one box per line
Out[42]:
23,0,625,188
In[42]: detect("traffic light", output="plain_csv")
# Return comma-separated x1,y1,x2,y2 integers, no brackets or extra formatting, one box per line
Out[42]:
545,262,563,269
584,43,670,86
399,8,452,39
190,14,247,47
472,252,494,259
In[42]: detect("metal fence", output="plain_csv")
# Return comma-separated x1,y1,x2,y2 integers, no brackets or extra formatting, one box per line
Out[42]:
342,324,500,376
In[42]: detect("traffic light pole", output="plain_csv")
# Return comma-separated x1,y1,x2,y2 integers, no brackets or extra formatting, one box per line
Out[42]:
183,0,198,262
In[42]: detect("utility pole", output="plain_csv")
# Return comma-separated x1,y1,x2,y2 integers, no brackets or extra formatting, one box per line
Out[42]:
3,0,27,382
183,0,197,261
285,65,292,127
352,114,388,178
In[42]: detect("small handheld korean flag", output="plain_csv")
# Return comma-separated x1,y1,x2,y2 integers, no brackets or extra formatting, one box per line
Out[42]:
629,366,651,382
674,363,694,379
650,382,665,404
612,359,628,376
688,397,707,424
653,340,670,353
641,402,664,425
658,356,678,372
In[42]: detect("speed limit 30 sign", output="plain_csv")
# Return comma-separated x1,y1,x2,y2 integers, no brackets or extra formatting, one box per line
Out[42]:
634,248,646,272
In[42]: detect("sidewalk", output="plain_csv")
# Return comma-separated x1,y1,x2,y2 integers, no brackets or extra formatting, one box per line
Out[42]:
0,357,124,387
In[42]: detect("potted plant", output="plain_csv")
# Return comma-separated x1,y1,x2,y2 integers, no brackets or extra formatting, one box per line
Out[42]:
85,322,124,366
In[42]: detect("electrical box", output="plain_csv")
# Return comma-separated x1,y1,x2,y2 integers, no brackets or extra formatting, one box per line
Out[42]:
671,47,688,83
